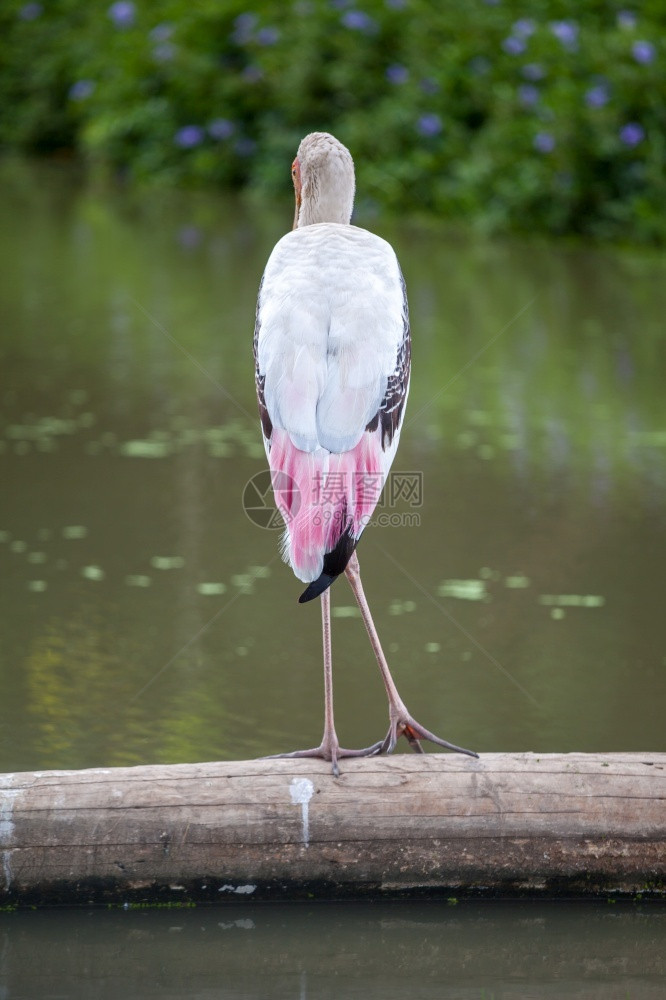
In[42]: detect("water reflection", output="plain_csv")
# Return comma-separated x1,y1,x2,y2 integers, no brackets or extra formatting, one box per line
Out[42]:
1,902,664,999
0,159,665,774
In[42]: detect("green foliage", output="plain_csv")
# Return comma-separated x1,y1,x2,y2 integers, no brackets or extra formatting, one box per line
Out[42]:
1,0,665,242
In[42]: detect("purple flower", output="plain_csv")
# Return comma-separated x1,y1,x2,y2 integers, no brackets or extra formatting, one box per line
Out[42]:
69,80,96,101
208,118,235,140
234,13,257,32
534,132,556,153
502,36,526,56
234,137,257,157
242,65,263,83
550,20,578,49
178,225,202,250
231,12,257,44
513,19,535,38
174,125,204,149
619,122,645,147
108,1,135,29
522,62,545,81
341,10,378,33
149,23,173,42
386,63,409,84
632,40,656,64
585,83,609,108
256,26,280,45
152,42,176,63
420,76,440,93
617,11,636,30
518,84,539,107
19,2,42,19
417,113,442,137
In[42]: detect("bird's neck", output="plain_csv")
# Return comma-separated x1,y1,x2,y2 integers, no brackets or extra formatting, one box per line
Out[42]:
297,181,354,227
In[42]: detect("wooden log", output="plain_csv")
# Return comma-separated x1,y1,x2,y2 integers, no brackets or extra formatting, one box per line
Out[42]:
1,753,664,906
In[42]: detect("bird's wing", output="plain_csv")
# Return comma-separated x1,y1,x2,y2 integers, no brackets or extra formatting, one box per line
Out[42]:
364,266,411,453
253,275,273,450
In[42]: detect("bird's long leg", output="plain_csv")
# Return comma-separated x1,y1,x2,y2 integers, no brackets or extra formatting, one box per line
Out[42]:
317,586,341,772
344,552,478,759
263,587,384,776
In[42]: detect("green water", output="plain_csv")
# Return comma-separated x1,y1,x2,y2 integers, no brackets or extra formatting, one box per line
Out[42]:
0,158,665,773
1,902,665,999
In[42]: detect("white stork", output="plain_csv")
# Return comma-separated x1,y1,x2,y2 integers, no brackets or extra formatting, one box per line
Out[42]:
254,131,476,774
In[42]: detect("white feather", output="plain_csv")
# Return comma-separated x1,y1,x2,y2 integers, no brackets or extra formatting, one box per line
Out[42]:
257,224,404,454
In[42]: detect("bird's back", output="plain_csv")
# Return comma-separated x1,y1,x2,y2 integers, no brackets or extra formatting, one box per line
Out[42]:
257,223,405,454
254,222,410,590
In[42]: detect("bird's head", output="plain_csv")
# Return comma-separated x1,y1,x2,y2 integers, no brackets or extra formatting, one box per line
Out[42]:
292,132,355,230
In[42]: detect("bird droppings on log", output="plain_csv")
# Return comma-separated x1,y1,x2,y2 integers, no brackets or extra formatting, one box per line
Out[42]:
289,777,315,846
0,753,664,908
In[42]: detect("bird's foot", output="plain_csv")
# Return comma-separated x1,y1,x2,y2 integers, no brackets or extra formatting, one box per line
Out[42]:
378,704,478,759
263,739,384,777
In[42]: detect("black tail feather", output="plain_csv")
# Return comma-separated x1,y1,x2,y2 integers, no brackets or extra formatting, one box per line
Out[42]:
298,526,357,604
299,573,336,604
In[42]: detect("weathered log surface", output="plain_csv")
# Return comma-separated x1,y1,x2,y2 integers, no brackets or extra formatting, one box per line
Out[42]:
1,752,664,905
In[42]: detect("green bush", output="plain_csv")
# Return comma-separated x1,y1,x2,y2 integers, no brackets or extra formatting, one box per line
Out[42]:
1,0,665,242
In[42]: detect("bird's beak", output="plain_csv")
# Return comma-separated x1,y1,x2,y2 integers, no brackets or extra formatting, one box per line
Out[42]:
292,158,301,230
